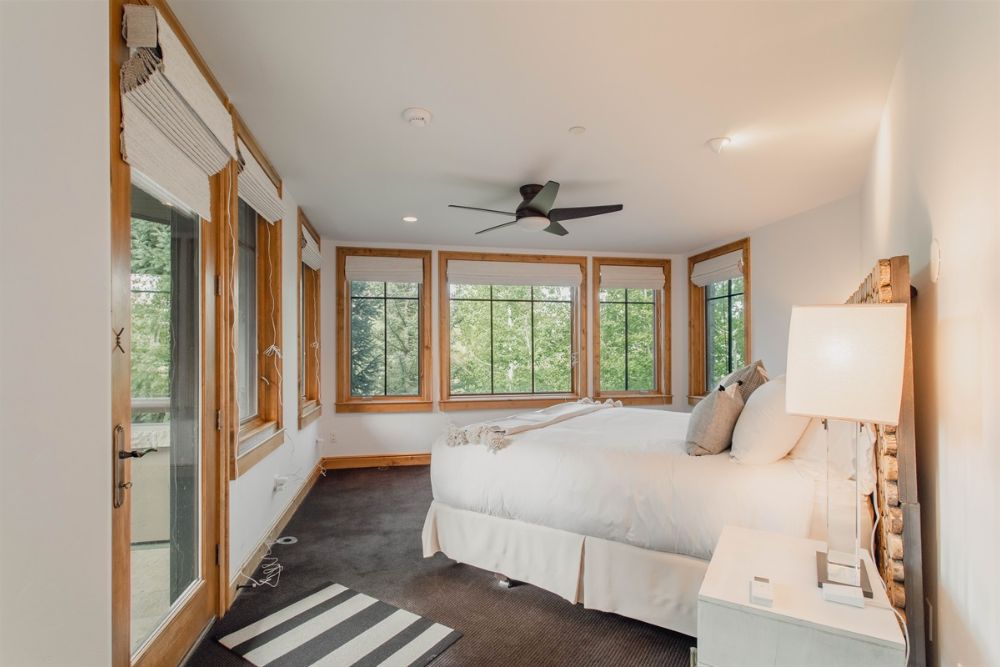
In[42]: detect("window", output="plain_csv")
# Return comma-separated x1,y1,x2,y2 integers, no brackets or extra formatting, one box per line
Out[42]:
439,252,586,410
233,198,283,459
449,285,573,395
688,239,750,404
298,210,322,427
335,248,432,412
705,276,746,387
593,258,671,404
236,199,258,420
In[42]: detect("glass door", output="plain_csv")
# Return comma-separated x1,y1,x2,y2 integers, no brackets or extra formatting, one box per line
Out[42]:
128,182,203,653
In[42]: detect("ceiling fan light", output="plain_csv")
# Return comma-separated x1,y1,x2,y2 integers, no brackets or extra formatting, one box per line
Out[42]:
517,216,550,232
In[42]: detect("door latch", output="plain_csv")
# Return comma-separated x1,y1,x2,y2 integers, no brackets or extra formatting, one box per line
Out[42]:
118,447,158,459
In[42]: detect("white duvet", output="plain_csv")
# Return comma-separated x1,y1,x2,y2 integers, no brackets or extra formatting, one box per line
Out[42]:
431,407,816,561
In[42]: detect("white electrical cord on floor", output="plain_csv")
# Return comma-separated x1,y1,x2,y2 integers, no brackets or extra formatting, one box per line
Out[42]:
238,540,283,590
869,493,911,665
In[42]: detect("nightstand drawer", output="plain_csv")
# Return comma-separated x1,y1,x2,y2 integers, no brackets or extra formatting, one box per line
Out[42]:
696,526,905,667
698,598,903,667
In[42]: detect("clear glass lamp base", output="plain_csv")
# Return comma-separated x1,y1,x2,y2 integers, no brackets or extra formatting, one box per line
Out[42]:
818,418,873,597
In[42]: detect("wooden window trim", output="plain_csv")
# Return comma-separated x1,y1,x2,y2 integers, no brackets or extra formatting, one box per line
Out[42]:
335,247,433,413
231,107,282,192
687,238,751,405
438,251,588,411
592,257,672,405
233,209,283,474
297,209,322,428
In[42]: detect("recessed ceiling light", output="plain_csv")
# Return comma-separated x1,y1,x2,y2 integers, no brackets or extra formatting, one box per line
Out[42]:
568,126,586,135
402,216,418,223
402,107,432,127
706,137,732,154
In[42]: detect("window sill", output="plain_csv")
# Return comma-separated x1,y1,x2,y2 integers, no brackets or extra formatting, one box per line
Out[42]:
687,394,707,406
439,395,579,412
298,399,322,428
595,393,673,406
236,422,284,477
335,400,433,414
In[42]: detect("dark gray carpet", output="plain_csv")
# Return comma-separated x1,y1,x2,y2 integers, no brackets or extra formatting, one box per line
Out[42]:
187,466,694,666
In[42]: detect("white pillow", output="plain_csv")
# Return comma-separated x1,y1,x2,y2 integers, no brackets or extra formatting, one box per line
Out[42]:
790,417,877,495
731,377,811,464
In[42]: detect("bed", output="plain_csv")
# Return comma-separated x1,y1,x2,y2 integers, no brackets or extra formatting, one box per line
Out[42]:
422,257,923,656
423,405,843,635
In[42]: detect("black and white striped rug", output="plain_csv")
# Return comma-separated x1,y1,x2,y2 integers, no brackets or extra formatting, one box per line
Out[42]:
217,583,461,666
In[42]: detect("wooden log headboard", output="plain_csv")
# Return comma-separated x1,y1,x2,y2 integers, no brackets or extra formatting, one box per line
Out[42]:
846,256,925,667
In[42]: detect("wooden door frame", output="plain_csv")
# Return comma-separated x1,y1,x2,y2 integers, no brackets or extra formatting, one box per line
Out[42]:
110,1,229,664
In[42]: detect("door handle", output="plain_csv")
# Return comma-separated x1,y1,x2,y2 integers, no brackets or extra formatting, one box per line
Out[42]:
119,447,158,459
113,423,126,508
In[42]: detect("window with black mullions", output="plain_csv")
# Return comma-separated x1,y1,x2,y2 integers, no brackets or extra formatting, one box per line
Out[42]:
706,276,746,387
349,280,421,396
449,284,573,395
599,287,656,392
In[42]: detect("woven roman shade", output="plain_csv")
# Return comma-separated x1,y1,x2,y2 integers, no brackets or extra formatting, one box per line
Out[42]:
345,256,424,284
690,250,744,287
237,139,284,224
447,260,581,287
600,265,665,290
301,226,322,271
119,5,237,220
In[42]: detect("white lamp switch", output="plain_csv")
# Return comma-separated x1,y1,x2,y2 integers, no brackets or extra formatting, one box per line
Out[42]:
750,576,774,607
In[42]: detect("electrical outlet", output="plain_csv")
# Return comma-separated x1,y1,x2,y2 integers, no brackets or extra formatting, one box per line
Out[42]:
273,475,289,493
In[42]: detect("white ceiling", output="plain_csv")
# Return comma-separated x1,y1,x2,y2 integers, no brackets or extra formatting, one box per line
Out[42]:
173,1,910,253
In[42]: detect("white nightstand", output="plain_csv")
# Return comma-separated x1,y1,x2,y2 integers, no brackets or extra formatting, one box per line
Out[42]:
696,526,905,667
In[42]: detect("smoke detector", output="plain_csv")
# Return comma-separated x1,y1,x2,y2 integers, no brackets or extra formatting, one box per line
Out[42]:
402,107,433,127
706,137,732,154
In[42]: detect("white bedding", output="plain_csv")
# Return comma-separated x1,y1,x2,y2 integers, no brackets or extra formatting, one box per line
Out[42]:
431,407,816,562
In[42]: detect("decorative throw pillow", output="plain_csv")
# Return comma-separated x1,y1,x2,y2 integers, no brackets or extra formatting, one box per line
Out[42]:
686,383,745,456
722,360,768,402
731,376,811,464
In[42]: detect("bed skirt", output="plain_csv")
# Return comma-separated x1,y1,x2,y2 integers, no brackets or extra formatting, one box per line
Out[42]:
421,501,706,637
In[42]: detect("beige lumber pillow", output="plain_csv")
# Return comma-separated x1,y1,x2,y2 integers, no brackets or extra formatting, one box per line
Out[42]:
686,383,745,456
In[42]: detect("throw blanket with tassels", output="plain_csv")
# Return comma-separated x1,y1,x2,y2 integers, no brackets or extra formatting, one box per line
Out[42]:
446,397,623,452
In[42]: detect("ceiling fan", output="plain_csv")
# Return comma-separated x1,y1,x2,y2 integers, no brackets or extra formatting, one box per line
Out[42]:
449,181,623,236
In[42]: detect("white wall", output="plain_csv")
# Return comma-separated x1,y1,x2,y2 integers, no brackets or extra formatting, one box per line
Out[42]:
0,2,112,665
228,190,321,581
859,3,1000,665
318,244,688,456
749,195,862,375
0,3,322,658
682,194,863,380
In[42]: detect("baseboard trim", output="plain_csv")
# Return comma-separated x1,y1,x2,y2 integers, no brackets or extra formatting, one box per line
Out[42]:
228,464,323,601
321,453,431,470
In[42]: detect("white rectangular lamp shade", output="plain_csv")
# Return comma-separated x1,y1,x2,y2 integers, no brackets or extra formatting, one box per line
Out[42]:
785,304,907,426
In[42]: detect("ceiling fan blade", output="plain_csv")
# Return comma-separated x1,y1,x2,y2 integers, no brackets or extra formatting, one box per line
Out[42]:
475,220,518,235
449,204,516,216
524,180,560,214
543,221,569,236
548,204,623,222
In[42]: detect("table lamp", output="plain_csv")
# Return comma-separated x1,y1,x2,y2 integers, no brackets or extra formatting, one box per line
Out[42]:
785,303,907,596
